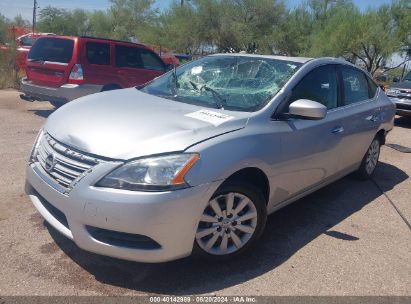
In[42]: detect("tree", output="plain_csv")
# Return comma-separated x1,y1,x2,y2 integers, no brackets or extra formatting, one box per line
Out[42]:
274,5,314,56
308,1,401,75
109,0,158,40
89,11,115,39
156,1,201,54
0,14,8,44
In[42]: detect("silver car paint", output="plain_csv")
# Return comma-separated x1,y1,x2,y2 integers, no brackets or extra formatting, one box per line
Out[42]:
26,55,396,262
45,88,250,160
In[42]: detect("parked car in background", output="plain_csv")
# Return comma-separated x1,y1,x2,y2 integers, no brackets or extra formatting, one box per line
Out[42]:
374,73,401,90
25,55,395,262
0,32,55,70
385,70,411,117
20,36,168,107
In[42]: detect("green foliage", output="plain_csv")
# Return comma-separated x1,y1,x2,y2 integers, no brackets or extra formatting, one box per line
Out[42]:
37,6,91,36
0,0,409,76
0,13,8,44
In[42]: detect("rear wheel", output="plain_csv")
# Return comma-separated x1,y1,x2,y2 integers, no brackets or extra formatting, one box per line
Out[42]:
356,137,381,179
194,181,267,260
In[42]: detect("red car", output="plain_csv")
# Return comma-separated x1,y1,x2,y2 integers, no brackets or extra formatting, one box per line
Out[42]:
21,36,169,107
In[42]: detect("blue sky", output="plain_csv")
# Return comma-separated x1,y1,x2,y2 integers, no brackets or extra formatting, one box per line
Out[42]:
0,0,395,21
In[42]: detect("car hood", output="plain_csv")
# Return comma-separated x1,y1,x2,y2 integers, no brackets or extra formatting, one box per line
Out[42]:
390,81,411,90
44,88,249,160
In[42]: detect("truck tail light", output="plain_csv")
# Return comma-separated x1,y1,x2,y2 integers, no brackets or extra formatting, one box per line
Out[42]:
68,64,84,84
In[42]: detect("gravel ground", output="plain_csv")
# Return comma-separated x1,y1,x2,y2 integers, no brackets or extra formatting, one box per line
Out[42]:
0,89,410,296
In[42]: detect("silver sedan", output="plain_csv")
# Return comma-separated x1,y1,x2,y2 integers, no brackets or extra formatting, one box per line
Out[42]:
25,54,395,262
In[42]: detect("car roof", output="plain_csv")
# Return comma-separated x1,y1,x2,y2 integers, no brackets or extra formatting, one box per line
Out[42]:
34,35,148,48
210,53,313,63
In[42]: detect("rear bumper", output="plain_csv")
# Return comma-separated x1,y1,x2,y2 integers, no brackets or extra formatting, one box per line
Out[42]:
20,77,103,103
388,97,411,117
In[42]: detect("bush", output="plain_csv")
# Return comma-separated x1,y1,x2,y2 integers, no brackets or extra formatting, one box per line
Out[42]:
0,46,21,89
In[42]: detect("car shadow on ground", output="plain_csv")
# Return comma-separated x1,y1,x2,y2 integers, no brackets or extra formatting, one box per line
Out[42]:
394,116,411,128
27,109,54,118
45,161,407,295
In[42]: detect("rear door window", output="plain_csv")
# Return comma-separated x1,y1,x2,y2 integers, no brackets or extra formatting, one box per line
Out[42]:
140,50,165,71
115,45,165,71
86,42,110,65
28,38,74,63
340,66,370,105
115,45,144,68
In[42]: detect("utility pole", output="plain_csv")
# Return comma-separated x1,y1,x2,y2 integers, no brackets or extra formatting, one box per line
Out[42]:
32,0,37,33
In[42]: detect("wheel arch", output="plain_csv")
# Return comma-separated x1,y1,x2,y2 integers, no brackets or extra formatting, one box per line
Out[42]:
376,128,387,145
216,167,270,205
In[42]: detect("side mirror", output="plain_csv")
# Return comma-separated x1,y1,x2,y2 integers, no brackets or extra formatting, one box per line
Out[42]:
289,99,327,120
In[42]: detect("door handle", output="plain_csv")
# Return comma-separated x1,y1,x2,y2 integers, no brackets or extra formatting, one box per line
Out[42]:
366,112,380,122
369,115,379,122
331,126,344,134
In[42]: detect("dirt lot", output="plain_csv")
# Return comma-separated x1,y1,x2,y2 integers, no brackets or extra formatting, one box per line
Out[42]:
0,88,410,296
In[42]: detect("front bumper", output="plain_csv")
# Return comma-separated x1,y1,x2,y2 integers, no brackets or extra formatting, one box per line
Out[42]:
20,77,103,104
25,161,219,263
388,97,411,117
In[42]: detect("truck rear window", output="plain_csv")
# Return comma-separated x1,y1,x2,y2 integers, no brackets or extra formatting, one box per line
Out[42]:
28,38,74,64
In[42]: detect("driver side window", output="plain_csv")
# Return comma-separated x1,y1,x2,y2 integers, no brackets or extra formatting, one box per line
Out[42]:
289,65,338,110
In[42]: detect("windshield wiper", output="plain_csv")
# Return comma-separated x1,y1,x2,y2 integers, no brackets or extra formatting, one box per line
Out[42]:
189,81,226,109
170,65,179,96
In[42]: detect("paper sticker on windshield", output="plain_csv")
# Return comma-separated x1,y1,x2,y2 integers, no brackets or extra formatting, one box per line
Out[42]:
185,110,234,126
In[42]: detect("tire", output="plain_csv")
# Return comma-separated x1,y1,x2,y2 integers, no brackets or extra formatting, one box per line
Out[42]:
355,136,381,180
193,181,267,261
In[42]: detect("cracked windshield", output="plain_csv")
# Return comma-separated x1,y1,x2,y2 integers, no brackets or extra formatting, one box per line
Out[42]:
142,56,301,112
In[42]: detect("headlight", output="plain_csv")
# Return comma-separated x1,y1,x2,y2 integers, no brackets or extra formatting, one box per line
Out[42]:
95,153,200,191
385,88,400,97
28,129,43,163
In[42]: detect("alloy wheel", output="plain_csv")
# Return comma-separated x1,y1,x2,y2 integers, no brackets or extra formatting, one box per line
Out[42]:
196,192,258,255
365,139,380,175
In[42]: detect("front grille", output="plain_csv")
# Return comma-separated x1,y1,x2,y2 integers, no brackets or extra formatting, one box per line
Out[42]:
36,133,100,192
398,89,411,100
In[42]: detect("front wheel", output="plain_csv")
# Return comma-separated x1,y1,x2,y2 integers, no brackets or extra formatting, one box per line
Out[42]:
194,181,267,260
356,137,381,179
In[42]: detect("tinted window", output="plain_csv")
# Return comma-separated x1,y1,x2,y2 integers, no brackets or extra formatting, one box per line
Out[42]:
289,65,338,109
86,42,110,65
28,38,74,63
20,36,36,46
140,50,165,71
341,66,370,105
115,45,144,68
